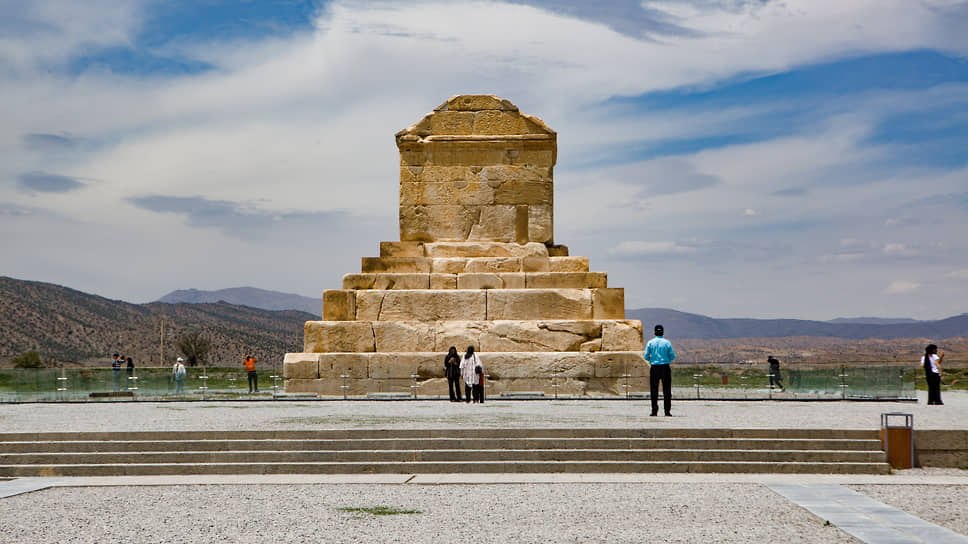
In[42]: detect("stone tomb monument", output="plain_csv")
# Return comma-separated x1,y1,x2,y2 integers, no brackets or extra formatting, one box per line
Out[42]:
284,95,645,396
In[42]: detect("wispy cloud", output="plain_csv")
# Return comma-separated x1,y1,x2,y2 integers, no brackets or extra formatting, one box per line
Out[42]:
17,171,85,193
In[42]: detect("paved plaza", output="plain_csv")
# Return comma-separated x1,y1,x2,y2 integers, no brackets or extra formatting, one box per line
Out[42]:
1,392,966,543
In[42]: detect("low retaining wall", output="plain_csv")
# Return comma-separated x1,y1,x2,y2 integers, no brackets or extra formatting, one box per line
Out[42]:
915,430,968,468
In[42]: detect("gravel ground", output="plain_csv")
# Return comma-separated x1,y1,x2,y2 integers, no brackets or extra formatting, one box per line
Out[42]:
0,483,861,544
849,483,968,536
0,390,964,432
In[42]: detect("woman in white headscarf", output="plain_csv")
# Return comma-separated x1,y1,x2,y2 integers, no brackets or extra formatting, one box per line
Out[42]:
459,345,484,404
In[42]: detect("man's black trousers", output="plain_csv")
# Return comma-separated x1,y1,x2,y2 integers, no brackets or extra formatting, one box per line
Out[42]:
649,363,671,415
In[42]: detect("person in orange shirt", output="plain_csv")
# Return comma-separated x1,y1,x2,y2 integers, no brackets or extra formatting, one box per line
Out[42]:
244,355,258,393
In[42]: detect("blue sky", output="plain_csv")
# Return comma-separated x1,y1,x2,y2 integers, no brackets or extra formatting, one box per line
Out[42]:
1,0,967,320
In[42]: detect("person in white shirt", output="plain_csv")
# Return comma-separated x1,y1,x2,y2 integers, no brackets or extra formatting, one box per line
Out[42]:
922,344,944,405
459,346,484,404
172,357,187,394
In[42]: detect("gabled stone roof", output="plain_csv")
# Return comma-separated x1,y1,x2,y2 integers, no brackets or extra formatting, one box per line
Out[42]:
396,94,556,144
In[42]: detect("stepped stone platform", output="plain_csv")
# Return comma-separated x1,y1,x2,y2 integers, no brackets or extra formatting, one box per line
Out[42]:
285,95,645,396
0,429,890,477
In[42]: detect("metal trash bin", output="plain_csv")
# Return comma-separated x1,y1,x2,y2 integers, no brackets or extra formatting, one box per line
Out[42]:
880,412,914,469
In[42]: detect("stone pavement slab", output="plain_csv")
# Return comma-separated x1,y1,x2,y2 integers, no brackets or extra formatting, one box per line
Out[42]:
768,483,968,544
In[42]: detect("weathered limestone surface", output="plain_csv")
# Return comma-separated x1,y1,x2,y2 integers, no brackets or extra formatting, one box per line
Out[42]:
303,320,642,354
285,95,645,396
285,351,646,396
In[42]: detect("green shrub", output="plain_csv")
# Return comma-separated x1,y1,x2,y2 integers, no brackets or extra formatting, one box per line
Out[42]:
12,351,44,369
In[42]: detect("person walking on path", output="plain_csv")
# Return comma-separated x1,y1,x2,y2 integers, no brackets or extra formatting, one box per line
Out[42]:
444,346,463,402
768,355,784,392
244,355,259,393
460,346,484,404
172,357,186,394
111,353,123,391
125,356,135,390
644,324,676,416
923,344,944,405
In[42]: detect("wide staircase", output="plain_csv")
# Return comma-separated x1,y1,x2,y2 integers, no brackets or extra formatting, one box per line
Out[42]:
0,428,889,476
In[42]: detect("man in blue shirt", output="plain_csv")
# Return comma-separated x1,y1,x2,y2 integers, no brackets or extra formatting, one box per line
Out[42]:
644,324,676,416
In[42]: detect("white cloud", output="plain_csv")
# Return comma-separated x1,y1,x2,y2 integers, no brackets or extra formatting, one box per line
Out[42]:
1,0,966,319
945,269,968,280
743,208,759,217
608,241,699,257
885,281,921,294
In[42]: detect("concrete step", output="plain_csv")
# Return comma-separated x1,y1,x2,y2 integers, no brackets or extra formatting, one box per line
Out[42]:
0,428,890,476
0,449,886,465
0,460,890,477
0,437,884,453
0,428,881,441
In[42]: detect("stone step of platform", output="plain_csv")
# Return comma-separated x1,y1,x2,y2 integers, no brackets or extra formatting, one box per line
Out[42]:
343,272,608,290
360,256,589,274
301,320,643,354
378,241,568,259
323,287,626,321
0,428,889,476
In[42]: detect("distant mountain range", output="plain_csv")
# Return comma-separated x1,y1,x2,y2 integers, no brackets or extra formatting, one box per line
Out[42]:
2,277,965,366
158,287,319,315
626,308,968,340
1,277,313,365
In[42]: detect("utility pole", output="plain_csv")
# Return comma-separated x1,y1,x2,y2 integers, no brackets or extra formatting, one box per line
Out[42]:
160,319,165,367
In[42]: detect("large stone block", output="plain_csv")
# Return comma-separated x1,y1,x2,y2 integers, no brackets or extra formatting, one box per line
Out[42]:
283,378,323,395
492,181,553,205
463,257,524,273
304,322,375,353
593,288,626,319
525,272,607,289
283,353,320,380
400,181,495,206
423,241,547,258
317,353,370,379
467,205,517,241
430,110,475,135
356,290,487,321
528,204,553,243
486,289,592,320
483,352,596,379
457,273,525,289
549,256,588,272
361,257,432,273
436,95,518,112
373,321,436,352
368,353,442,379
602,320,644,351
429,273,457,289
399,205,481,242
478,165,551,183
342,273,430,290
322,290,355,320
479,321,601,352
379,241,424,257
413,166,473,183
435,321,485,352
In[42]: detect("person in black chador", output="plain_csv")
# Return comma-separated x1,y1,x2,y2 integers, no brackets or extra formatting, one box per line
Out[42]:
444,346,463,402
768,355,784,392
922,344,944,405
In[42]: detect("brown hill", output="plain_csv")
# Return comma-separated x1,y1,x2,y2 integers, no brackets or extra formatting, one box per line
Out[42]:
0,276,314,368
